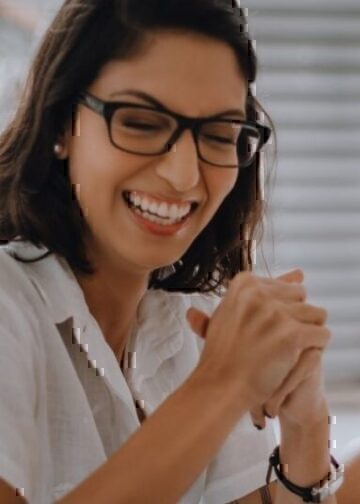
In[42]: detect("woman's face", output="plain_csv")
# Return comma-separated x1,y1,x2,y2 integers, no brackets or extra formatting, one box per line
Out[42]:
64,30,247,276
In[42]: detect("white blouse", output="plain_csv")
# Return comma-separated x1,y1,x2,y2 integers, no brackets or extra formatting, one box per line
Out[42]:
0,240,277,503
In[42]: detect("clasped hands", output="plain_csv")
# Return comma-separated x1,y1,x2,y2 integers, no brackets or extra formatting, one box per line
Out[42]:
186,269,330,431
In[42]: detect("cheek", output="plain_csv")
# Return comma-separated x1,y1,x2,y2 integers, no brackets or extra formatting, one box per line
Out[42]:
207,170,239,211
68,137,147,222
196,170,238,234
67,144,115,222
68,111,115,180
68,123,117,190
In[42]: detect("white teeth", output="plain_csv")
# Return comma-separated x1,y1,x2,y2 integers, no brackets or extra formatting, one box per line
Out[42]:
149,201,158,214
141,198,150,212
157,202,168,218
169,204,180,220
127,191,192,220
133,208,182,226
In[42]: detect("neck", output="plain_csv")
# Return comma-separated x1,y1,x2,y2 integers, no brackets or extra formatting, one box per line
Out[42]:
74,246,149,363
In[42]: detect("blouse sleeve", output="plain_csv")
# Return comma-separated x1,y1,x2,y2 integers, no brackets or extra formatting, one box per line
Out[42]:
203,415,278,503
0,260,42,503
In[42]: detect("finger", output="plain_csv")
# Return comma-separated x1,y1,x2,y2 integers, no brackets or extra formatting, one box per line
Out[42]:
264,349,322,418
295,323,331,351
262,280,307,303
186,308,210,338
283,302,328,325
250,406,267,430
229,270,305,308
276,269,304,284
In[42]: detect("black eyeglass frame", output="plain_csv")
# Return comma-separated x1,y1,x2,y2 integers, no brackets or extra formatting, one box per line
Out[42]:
77,92,271,168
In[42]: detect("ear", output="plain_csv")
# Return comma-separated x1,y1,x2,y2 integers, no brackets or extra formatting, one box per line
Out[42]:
186,308,210,338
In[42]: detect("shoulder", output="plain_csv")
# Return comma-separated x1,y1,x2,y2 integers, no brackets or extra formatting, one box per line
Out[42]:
0,246,39,311
0,246,49,350
0,248,46,409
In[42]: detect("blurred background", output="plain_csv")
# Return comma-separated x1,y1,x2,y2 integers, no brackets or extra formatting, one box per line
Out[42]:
1,0,359,455
249,0,360,455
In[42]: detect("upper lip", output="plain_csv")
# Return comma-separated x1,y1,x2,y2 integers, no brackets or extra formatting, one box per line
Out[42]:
124,190,200,207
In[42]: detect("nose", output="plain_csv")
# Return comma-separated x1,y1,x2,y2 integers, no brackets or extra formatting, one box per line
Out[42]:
155,129,201,192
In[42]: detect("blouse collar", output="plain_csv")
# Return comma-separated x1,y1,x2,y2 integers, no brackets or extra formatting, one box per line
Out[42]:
3,240,187,393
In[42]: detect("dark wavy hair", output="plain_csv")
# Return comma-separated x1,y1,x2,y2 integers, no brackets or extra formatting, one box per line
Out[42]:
0,0,273,294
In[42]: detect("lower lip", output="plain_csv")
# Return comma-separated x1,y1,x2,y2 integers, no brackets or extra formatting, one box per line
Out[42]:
123,198,194,237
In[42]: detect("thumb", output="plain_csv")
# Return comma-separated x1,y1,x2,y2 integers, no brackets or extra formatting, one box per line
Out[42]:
186,308,210,338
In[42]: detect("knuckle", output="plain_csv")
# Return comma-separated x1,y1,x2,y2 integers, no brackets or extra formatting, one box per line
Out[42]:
315,324,331,343
261,302,291,335
308,348,322,365
244,284,268,308
310,304,328,323
319,307,329,319
289,333,300,354
279,328,297,356
229,272,254,295
253,284,268,302
323,326,332,342
266,301,285,324
319,307,328,322
297,285,307,302
274,300,289,317
234,271,254,286
287,323,302,350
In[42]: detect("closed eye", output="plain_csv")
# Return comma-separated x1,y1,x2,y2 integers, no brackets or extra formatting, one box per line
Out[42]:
201,133,236,145
122,121,164,131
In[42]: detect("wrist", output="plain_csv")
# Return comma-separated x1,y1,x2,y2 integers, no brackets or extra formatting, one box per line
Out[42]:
269,445,343,503
279,410,332,488
279,397,330,435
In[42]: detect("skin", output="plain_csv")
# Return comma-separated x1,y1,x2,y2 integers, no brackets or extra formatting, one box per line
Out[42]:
188,270,329,423
60,30,244,363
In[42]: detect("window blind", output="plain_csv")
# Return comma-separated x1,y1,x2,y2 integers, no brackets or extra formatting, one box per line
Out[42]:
248,1,360,383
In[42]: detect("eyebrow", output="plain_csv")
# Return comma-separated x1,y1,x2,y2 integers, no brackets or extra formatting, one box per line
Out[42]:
109,89,246,119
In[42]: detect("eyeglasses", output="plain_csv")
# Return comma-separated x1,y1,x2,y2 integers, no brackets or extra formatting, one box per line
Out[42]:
78,92,271,168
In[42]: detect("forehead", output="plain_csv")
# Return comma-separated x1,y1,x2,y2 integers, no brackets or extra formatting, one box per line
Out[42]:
89,30,248,117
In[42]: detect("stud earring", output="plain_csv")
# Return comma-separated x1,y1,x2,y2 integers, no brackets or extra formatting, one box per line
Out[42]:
54,143,62,155
54,143,65,158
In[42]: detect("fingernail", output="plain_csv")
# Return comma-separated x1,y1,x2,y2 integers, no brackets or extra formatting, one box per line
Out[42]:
254,424,264,430
262,408,273,419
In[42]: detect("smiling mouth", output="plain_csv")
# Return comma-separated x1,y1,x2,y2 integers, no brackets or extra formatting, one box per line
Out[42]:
122,191,199,221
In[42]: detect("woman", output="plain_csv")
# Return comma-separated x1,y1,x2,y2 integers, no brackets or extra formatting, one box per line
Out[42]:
0,1,342,503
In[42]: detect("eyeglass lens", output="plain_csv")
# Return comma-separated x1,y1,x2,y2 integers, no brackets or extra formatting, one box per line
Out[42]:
110,107,260,167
